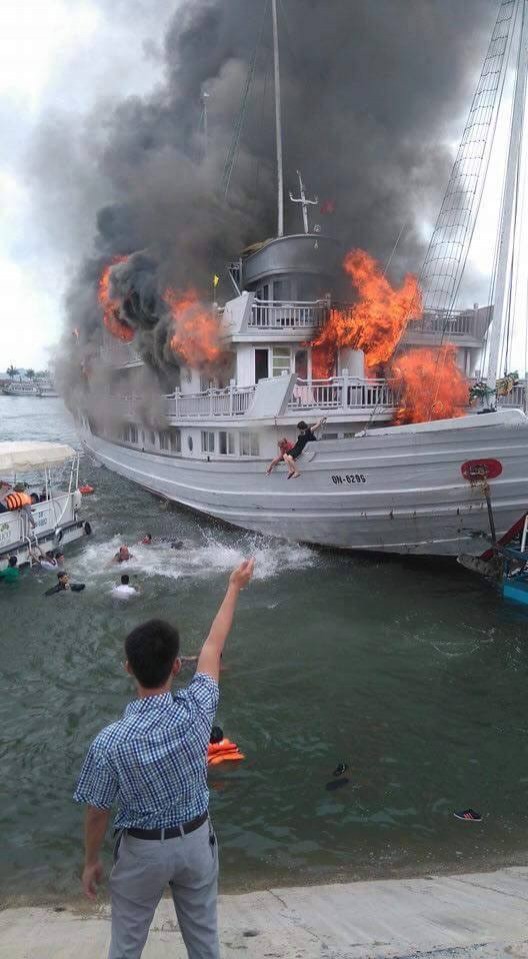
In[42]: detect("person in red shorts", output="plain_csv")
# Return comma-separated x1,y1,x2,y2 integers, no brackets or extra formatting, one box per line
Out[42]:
265,437,294,475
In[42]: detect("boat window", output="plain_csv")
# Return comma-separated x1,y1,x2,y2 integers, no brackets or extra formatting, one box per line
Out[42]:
255,349,269,382
170,429,181,453
187,435,193,452
240,431,259,456
273,278,290,301
150,430,157,446
320,433,338,440
159,430,170,451
129,425,138,444
272,347,291,377
295,349,308,379
201,431,215,453
219,431,235,455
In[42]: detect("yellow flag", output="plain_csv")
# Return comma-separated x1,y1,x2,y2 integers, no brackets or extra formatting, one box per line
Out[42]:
213,274,219,288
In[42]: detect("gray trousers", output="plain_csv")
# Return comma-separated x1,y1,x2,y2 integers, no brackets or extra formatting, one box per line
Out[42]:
108,819,219,959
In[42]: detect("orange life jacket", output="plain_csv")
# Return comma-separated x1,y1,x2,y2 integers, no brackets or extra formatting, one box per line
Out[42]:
207,738,245,766
5,492,32,510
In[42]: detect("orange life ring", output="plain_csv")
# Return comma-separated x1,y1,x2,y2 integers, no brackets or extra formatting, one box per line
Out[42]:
79,485,95,495
207,738,245,766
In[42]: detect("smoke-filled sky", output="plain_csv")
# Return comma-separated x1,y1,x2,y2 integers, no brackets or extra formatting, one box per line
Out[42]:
0,0,507,369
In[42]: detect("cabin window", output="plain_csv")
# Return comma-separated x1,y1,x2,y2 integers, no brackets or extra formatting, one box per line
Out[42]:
240,431,259,456
295,349,308,379
201,431,215,454
273,278,290,301
320,433,338,441
255,349,269,382
219,431,235,455
129,425,138,444
150,430,156,446
159,430,170,451
187,435,193,452
170,429,181,453
272,347,291,377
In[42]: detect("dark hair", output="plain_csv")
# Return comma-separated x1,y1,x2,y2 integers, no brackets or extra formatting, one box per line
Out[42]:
58,571,68,579
125,619,180,688
121,574,130,585
30,493,39,504
297,420,308,431
8,555,17,568
210,726,224,744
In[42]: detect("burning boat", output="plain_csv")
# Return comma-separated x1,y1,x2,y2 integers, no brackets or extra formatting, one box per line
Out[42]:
72,0,528,556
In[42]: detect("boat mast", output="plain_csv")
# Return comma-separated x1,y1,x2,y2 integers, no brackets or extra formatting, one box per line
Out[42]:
289,170,319,234
487,0,528,393
272,0,284,237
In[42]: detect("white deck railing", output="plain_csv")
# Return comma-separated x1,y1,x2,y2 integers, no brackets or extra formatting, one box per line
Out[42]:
249,300,328,329
166,385,256,418
408,309,491,339
288,377,397,412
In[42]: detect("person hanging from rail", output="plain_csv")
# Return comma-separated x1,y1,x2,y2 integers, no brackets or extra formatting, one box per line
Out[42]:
283,418,327,479
266,437,294,475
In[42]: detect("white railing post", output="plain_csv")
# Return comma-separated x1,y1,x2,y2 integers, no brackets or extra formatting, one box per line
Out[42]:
341,370,349,410
229,379,235,415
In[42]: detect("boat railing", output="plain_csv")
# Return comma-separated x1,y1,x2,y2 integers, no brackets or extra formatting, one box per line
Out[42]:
166,384,256,419
249,299,328,329
288,377,397,412
408,309,491,339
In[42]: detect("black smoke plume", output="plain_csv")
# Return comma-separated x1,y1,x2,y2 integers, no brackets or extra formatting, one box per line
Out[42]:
36,0,497,400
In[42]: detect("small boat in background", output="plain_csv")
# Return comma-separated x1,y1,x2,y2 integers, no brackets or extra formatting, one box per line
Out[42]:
0,442,91,569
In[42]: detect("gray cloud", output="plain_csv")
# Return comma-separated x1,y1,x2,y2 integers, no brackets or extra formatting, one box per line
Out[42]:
30,0,497,394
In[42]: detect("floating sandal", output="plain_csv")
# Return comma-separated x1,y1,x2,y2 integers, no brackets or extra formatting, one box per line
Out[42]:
453,808,482,822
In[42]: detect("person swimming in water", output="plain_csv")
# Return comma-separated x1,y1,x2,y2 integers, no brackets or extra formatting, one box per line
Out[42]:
113,545,134,563
141,534,152,545
112,574,140,599
283,418,327,478
45,571,85,596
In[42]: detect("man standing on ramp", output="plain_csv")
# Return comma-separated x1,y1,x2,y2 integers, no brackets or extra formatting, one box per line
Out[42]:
74,558,254,959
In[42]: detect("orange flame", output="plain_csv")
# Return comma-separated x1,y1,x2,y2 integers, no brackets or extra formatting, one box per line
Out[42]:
312,249,422,376
98,257,135,343
163,288,223,368
389,346,468,424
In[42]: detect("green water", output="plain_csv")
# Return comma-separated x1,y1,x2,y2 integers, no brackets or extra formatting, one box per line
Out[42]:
1,396,528,905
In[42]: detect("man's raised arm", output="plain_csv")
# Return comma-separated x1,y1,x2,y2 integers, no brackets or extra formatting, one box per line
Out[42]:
197,559,254,682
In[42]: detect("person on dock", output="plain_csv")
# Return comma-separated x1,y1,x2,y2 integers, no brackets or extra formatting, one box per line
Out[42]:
283,418,327,479
74,557,254,959
266,437,294,474
0,555,19,583
112,574,140,599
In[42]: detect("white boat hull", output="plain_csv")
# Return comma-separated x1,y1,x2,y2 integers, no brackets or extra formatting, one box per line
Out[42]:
79,409,528,557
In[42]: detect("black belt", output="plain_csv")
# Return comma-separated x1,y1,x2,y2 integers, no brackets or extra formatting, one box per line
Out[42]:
126,810,208,840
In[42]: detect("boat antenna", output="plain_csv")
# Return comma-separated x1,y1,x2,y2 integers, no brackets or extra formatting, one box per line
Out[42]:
289,170,318,234
487,0,528,394
201,91,210,162
272,0,284,237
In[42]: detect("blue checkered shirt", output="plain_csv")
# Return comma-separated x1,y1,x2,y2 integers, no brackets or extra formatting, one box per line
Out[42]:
74,673,219,829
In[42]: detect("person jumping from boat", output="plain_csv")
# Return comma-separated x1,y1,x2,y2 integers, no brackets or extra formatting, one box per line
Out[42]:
283,418,327,478
266,438,294,475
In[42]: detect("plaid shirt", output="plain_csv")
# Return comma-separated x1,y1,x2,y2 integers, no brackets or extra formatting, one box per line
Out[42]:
74,673,219,830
